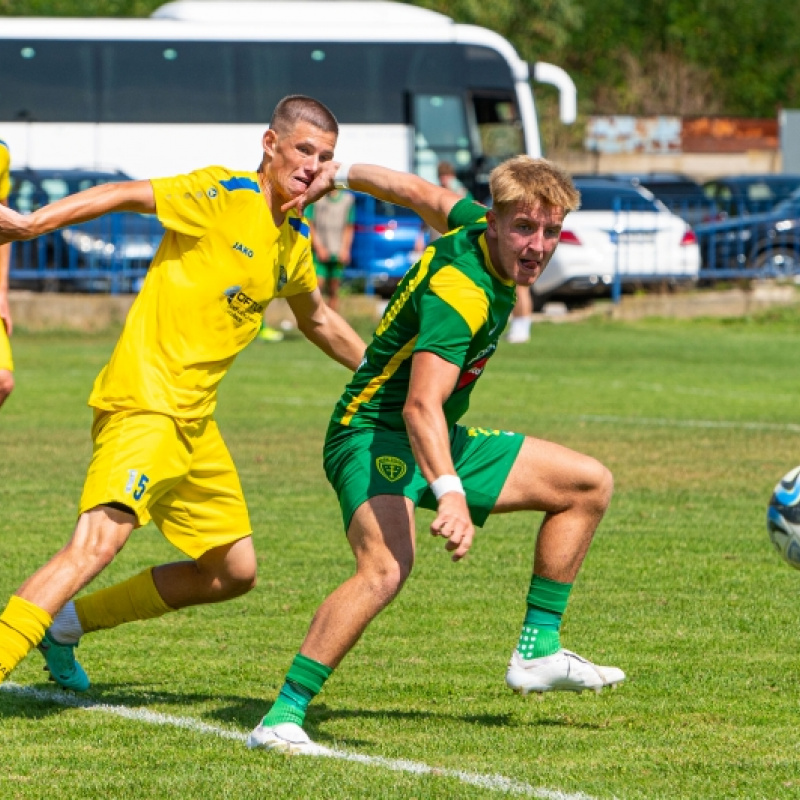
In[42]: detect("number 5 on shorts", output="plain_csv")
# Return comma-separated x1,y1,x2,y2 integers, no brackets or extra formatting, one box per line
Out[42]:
133,472,150,501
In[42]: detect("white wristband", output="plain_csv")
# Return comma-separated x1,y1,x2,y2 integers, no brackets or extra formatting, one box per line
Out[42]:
430,474,465,500
334,163,352,189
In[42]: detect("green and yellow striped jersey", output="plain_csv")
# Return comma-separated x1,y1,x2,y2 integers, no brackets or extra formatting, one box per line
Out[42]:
331,197,516,432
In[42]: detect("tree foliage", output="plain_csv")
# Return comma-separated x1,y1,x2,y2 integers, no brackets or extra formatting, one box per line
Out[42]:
4,0,800,120
0,0,161,15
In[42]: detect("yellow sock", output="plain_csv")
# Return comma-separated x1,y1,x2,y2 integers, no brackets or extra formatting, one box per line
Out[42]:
0,596,53,681
75,568,174,635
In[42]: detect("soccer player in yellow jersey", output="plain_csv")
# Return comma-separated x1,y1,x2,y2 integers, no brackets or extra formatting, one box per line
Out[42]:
0,139,14,410
0,95,366,690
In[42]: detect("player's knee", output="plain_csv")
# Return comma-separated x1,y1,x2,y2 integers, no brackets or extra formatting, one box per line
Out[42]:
362,553,413,600
0,370,14,403
579,458,614,514
210,557,257,599
221,572,257,599
62,535,118,575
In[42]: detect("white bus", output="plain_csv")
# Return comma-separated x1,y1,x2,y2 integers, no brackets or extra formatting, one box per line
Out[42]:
0,0,575,198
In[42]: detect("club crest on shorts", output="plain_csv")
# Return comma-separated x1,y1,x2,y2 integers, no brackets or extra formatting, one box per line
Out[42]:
376,455,407,482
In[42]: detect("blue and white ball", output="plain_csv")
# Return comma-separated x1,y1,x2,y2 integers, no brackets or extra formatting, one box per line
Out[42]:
767,466,800,569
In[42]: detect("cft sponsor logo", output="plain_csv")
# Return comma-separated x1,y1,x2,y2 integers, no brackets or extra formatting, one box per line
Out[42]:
222,285,266,326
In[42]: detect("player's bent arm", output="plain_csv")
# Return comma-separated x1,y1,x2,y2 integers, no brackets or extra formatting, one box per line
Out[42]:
287,287,366,371
0,199,11,336
404,350,475,561
0,198,14,336
0,181,156,244
347,165,462,235
286,163,463,235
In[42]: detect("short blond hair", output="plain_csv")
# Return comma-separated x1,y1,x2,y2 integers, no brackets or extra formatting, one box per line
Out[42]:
490,156,580,216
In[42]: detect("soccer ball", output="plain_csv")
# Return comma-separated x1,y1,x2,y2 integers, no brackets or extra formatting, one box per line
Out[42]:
766,466,800,569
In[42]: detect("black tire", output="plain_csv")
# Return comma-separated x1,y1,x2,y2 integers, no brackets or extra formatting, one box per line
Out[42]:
531,287,549,313
752,246,800,276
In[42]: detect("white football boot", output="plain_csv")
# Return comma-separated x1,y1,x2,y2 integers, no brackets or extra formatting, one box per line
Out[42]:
505,648,625,695
247,721,328,755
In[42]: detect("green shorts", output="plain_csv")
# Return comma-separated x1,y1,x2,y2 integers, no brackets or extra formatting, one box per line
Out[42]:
314,256,344,280
323,422,525,532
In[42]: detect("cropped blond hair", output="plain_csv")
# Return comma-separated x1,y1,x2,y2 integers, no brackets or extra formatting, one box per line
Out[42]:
490,156,580,216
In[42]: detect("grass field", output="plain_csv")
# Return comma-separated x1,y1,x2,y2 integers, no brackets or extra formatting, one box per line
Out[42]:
2,307,800,799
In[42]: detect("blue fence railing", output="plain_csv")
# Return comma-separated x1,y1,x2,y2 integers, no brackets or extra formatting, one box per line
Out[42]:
9,211,163,295
8,194,800,294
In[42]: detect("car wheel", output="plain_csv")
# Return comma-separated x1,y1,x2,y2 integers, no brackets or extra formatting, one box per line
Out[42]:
531,287,550,313
752,247,800,276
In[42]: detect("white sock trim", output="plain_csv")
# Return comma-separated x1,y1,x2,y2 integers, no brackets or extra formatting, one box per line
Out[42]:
49,601,83,644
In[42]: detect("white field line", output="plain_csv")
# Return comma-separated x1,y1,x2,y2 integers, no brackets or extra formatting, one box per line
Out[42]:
576,414,800,433
1,682,600,800
260,395,800,434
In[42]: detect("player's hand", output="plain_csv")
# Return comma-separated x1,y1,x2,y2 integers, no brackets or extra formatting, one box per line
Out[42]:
281,162,337,213
430,492,475,562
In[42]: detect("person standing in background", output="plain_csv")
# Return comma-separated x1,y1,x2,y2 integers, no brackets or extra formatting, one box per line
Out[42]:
306,188,355,313
0,138,14,409
507,285,533,344
436,161,469,198
420,161,470,250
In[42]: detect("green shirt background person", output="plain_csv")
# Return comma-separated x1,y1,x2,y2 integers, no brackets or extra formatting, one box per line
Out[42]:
306,189,356,313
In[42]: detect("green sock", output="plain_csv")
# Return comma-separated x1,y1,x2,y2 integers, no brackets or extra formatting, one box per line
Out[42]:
261,653,333,727
516,575,572,660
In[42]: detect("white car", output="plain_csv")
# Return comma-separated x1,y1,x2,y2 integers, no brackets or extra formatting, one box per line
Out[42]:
533,177,701,304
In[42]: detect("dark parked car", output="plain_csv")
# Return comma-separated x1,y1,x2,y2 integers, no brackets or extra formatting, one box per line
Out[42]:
576,172,719,227
702,174,800,217
9,168,163,292
349,194,426,298
693,186,800,275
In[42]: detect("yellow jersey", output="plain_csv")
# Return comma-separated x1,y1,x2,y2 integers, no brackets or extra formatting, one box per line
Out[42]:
0,140,10,201
89,166,317,419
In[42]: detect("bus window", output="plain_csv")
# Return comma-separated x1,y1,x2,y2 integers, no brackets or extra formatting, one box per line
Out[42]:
99,41,237,123
472,94,525,166
412,94,471,184
0,40,95,122
239,42,407,125
462,45,518,89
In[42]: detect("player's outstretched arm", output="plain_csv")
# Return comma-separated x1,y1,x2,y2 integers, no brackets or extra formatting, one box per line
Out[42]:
0,198,12,337
0,180,156,245
404,350,475,561
287,287,366,371
284,162,466,235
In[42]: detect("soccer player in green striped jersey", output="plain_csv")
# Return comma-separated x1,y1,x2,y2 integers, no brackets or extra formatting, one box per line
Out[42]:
249,156,626,754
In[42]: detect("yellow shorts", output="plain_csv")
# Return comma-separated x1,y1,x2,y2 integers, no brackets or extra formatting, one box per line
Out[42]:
80,410,252,559
0,322,13,372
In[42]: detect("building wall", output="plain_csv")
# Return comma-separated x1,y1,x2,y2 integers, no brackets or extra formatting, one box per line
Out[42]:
563,115,783,181
553,149,782,182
